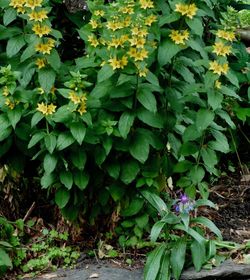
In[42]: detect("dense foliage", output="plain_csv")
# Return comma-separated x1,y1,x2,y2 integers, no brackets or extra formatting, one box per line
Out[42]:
0,0,249,278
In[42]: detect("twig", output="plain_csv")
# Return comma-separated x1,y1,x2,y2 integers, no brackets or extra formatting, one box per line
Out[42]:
23,202,36,222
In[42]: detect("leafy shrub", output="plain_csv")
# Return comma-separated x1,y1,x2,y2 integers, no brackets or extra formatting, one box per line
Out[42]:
0,0,249,278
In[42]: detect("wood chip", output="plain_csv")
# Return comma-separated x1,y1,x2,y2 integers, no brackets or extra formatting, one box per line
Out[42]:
89,273,99,278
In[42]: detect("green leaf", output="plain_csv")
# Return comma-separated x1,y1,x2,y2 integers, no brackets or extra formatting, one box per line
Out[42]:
97,64,114,83
43,153,57,174
183,124,202,142
170,238,187,280
41,172,55,189
118,111,135,139
0,114,10,130
158,39,182,66
137,87,157,113
208,130,229,153
195,199,217,209
0,127,12,141
174,160,193,173
74,171,89,190
191,240,206,271
28,132,45,148
196,109,214,132
7,106,22,129
60,171,73,190
150,221,166,242
129,132,150,163
158,251,171,280
144,244,166,280
174,224,205,244
6,35,26,57
159,13,180,26
31,112,44,128
135,214,149,229
109,184,125,201
0,248,12,268
121,198,144,217
189,166,205,185
55,188,70,209
192,217,222,239
70,122,86,145
216,110,235,129
137,108,164,129
226,70,239,87
3,7,16,26
57,132,75,150
52,105,72,123
46,49,61,71
180,142,199,156
186,17,203,37
45,133,57,154
120,159,140,184
21,43,37,62
38,68,56,92
141,190,167,215
70,151,86,170
208,90,223,110
201,148,218,169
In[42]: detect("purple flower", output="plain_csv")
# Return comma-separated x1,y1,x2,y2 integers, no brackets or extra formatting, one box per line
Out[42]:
180,194,189,204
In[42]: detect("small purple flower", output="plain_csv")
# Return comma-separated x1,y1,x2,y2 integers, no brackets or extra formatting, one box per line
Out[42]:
180,194,189,204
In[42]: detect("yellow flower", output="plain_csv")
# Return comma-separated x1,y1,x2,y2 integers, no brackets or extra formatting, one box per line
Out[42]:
108,38,123,49
108,57,121,70
35,42,53,54
209,61,229,75
89,19,99,29
35,58,46,69
169,30,189,45
32,23,51,37
139,0,154,9
106,21,120,31
9,0,25,8
216,30,236,42
215,80,221,89
5,98,15,110
88,35,99,47
129,37,146,48
2,86,9,97
25,0,42,10
145,15,157,26
47,38,55,47
119,56,128,69
119,7,134,14
46,103,56,115
28,10,48,21
138,68,148,77
121,16,132,27
17,6,25,13
93,10,105,17
134,48,149,61
212,41,232,57
77,100,87,115
128,47,137,58
37,102,56,115
69,91,81,104
175,3,198,19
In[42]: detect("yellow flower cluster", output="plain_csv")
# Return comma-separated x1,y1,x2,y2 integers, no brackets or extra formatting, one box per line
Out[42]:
37,102,56,115
209,61,229,76
209,29,235,78
169,30,189,45
9,0,56,70
212,41,231,57
175,3,198,19
86,0,158,77
216,30,236,42
68,91,87,115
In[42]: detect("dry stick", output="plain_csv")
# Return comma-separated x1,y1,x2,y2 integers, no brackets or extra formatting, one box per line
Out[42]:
23,202,36,222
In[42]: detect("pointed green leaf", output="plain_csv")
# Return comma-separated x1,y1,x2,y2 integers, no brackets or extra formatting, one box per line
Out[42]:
137,88,157,113
70,122,86,145
55,187,70,209
170,238,187,280
44,153,57,174
59,170,73,190
118,111,135,139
